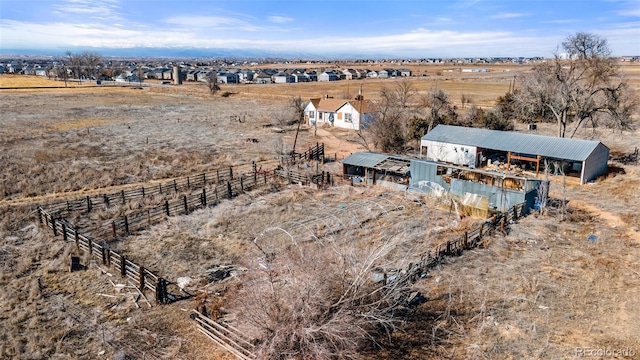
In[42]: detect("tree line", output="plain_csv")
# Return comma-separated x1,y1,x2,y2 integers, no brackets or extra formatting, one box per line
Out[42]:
364,32,636,153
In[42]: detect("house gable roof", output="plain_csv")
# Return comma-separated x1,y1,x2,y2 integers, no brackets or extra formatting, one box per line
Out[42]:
315,98,349,112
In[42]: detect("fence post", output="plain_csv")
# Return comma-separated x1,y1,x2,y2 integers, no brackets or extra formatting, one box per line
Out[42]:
513,205,518,220
102,247,107,265
121,255,126,278
216,169,220,183
215,186,218,201
156,278,167,304
75,229,79,250
112,221,117,238
227,181,232,199
229,166,233,180
37,207,42,224
88,238,93,255
253,161,257,181
124,216,130,235
173,179,178,193
159,183,163,194
202,173,206,186
106,249,111,267
139,266,145,291
165,200,170,216
447,241,452,255
202,188,207,206
104,194,110,207
142,186,145,198
479,222,483,239
121,190,125,204
187,176,190,189
62,223,68,241
67,200,71,212
52,218,58,236
183,195,188,214
464,232,468,249
264,171,267,184
240,176,244,192
86,196,92,212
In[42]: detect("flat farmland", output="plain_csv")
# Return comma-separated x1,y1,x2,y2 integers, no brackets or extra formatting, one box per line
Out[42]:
1,73,639,359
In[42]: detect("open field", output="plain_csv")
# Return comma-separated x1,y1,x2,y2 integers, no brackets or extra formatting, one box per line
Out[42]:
1,73,639,359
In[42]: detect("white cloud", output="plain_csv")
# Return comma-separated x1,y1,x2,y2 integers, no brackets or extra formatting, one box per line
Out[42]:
435,17,454,23
1,14,637,58
52,0,122,21
267,16,294,24
615,8,640,17
544,19,578,24
490,12,528,19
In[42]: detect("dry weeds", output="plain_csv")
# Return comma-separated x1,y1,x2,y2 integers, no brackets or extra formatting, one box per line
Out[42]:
1,72,639,359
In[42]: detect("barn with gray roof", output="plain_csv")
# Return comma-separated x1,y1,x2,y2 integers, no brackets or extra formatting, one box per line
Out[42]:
420,125,609,185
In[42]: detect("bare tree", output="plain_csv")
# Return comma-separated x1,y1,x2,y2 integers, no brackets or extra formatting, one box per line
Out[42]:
81,51,103,79
205,71,219,95
369,86,406,152
394,78,416,109
516,32,636,138
226,224,415,359
423,88,456,133
289,96,306,154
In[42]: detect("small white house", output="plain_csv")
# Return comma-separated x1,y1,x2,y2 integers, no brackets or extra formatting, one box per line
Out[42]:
304,97,372,131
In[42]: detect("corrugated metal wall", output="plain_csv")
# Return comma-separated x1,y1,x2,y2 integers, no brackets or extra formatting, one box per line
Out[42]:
582,143,610,184
408,160,539,212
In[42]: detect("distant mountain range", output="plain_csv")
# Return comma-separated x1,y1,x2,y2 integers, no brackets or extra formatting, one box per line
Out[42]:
0,47,352,60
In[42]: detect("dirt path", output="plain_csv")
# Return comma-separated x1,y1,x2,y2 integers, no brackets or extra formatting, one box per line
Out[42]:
312,127,367,159
568,199,640,243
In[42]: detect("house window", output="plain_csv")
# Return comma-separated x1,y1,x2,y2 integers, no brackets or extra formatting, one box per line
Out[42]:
345,113,352,122
309,111,314,119
437,166,447,175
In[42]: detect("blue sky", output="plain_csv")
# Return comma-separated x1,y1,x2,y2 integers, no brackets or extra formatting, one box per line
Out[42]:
0,0,638,57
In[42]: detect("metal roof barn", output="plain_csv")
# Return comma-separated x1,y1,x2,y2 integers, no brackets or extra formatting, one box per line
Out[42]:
420,125,609,184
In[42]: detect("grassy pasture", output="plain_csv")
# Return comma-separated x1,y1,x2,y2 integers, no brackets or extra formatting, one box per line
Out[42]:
0,68,639,359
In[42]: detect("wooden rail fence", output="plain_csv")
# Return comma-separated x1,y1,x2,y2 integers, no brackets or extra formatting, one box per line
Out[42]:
287,142,329,164
108,167,278,237
191,311,256,360
44,163,260,216
192,202,528,359
34,162,339,307
381,202,527,285
36,207,169,303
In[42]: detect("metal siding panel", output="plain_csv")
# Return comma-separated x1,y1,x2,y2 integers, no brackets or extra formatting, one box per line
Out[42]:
582,143,609,183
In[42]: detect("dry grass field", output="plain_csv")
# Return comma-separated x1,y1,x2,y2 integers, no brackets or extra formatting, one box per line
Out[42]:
1,69,639,359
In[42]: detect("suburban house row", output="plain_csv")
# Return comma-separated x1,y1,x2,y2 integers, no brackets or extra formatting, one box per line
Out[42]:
139,67,414,84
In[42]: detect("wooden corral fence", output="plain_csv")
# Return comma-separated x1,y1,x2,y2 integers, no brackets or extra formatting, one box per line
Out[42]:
380,202,527,285
274,168,334,187
288,142,328,164
36,207,170,304
43,163,260,216
193,202,528,359
34,162,341,306
191,311,256,360
109,166,278,237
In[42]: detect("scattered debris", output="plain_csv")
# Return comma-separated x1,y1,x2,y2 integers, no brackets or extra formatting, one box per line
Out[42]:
206,265,242,283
